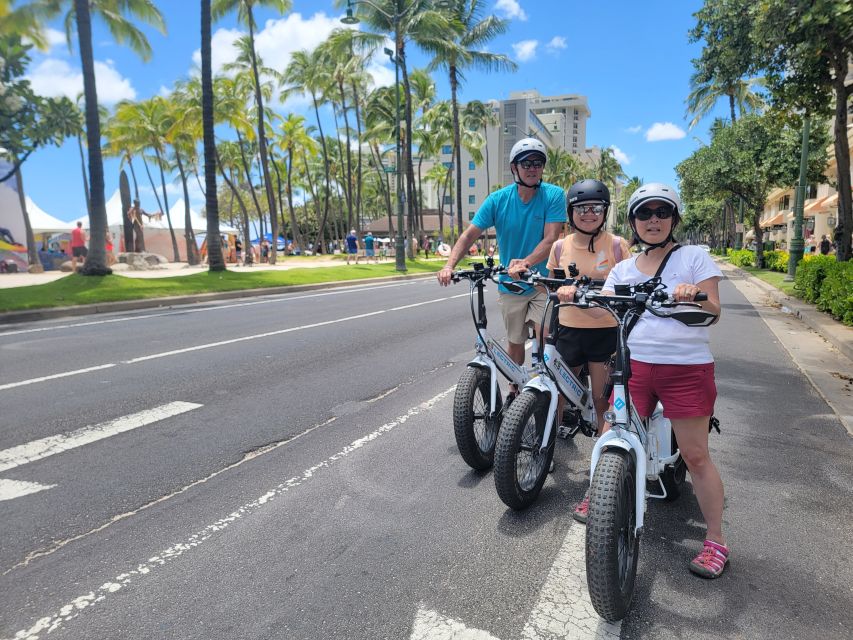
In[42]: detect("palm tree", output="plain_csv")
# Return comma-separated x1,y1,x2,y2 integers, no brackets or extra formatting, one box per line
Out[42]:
279,114,317,251
615,176,642,238
28,0,165,275
686,72,766,129
212,0,289,263
425,0,515,235
462,99,498,193
543,147,585,190
201,0,224,270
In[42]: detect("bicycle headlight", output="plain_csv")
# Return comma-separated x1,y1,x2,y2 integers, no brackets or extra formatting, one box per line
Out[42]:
603,410,617,424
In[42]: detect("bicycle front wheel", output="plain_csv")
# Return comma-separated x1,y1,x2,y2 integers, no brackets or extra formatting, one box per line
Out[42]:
452,367,501,470
493,390,554,510
586,450,639,622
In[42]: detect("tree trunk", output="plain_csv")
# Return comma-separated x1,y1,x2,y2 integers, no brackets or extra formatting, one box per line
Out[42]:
285,148,303,250
399,39,416,259
202,0,224,271
175,150,199,265
154,147,180,262
247,13,278,264
351,79,363,236
310,92,332,252
451,65,463,237
15,167,43,272
831,59,852,262
77,134,91,217
74,0,110,275
338,79,354,233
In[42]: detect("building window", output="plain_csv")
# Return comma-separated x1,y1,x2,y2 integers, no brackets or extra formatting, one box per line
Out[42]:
468,195,476,204
468,211,475,220
441,145,452,155
468,178,475,187
468,160,476,170
443,161,453,169
443,195,451,205
573,136,577,143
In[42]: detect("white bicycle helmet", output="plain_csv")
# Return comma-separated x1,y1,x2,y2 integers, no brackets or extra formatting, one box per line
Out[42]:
627,182,682,252
627,182,682,217
509,137,547,164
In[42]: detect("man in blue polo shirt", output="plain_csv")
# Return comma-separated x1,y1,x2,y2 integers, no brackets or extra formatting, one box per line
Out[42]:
437,138,566,392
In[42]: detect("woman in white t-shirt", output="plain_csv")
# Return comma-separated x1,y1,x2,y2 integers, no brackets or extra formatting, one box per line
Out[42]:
601,182,727,579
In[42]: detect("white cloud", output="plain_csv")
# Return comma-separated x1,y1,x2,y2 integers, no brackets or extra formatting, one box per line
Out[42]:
545,36,566,53
625,125,642,134
26,58,136,104
512,40,538,62
495,0,528,21
645,122,686,142
191,12,394,104
609,146,630,165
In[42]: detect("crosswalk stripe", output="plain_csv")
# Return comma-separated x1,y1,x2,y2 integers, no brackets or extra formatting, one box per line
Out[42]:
0,479,56,501
0,401,202,473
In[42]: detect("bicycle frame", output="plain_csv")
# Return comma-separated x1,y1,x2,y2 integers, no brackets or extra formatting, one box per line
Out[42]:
456,260,531,418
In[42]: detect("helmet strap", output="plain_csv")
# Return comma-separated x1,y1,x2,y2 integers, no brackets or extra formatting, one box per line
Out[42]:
570,216,605,252
511,164,542,189
629,220,674,254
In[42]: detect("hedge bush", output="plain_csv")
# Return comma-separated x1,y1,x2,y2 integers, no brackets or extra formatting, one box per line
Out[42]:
794,254,836,303
763,250,789,272
816,261,853,326
728,249,754,267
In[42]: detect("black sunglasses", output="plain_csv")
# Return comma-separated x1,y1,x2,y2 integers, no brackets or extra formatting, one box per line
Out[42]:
518,159,545,169
635,205,675,221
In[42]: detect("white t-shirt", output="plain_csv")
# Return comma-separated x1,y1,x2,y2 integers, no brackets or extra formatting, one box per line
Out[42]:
603,246,723,364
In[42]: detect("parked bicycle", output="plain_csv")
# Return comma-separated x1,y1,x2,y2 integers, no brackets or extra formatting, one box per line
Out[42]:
573,278,717,621
450,257,533,470
492,267,604,510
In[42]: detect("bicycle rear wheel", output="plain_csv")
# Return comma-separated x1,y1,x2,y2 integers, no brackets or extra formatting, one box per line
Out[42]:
452,367,501,470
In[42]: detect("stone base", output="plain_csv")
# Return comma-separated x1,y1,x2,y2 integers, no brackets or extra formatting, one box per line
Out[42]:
117,252,169,270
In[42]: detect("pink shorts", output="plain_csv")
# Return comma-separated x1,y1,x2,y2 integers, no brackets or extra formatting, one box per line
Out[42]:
626,360,717,419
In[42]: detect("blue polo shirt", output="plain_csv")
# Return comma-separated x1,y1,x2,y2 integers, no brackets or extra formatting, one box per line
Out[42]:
470,182,566,294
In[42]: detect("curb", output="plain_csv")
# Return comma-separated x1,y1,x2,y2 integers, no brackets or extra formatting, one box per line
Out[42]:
720,261,853,363
0,272,435,325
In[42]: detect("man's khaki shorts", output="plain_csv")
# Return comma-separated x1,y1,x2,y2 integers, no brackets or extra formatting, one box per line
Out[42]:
498,289,547,344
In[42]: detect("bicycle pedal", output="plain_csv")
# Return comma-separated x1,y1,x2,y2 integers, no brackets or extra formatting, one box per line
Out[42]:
557,424,572,439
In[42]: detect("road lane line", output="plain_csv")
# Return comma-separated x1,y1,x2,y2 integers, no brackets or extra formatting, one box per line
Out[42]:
0,292,468,390
0,280,424,337
0,479,56,501
0,364,116,391
0,402,202,473
3,386,456,640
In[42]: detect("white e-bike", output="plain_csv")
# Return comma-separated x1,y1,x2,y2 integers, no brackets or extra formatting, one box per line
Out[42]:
450,257,533,470
574,278,717,622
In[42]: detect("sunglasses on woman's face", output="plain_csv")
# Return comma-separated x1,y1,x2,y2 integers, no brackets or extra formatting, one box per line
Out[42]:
635,205,675,221
518,159,545,169
573,204,606,216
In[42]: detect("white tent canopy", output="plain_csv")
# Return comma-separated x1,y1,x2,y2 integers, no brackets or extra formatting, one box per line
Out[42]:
75,191,237,233
25,197,74,233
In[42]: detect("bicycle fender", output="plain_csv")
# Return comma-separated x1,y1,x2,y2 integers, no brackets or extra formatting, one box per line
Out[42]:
465,357,500,418
590,430,647,536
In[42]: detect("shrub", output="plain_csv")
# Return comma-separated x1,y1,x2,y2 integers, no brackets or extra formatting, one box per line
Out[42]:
728,249,754,267
816,260,853,326
762,250,790,272
794,254,836,303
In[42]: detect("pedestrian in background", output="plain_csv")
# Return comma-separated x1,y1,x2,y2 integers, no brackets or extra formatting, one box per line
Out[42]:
346,229,360,265
70,221,87,272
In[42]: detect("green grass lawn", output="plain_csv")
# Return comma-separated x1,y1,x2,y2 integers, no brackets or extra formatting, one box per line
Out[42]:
731,264,798,297
0,260,447,312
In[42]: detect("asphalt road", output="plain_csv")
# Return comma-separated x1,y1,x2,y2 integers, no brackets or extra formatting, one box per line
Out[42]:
1,275,851,640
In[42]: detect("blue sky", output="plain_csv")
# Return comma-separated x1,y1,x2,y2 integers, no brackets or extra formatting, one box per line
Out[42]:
20,0,722,222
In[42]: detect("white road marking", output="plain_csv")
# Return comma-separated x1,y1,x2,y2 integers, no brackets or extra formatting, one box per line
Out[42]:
0,479,56,501
5,387,456,640
0,293,467,388
0,364,115,391
0,280,424,337
411,608,500,640
411,525,621,640
0,402,202,473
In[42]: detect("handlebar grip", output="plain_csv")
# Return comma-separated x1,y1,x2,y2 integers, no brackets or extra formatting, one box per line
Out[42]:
694,292,708,302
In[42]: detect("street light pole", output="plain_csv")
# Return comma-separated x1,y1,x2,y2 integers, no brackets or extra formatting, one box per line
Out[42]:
786,115,810,281
342,0,406,272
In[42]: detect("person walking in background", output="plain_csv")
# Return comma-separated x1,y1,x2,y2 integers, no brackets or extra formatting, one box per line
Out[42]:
70,221,87,272
346,229,360,265
104,228,116,266
363,231,377,264
819,234,831,255
235,237,243,264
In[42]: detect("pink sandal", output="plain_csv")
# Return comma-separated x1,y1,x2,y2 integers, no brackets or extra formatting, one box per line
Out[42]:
572,493,590,524
689,540,729,578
